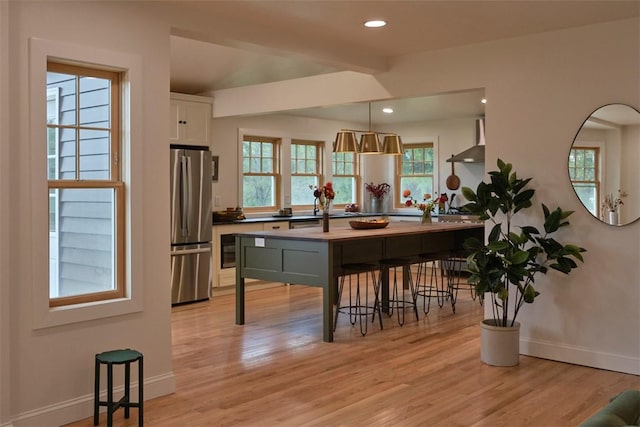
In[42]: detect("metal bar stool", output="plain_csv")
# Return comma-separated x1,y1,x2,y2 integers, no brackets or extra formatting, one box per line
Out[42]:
334,262,383,336
414,251,454,314
443,249,480,312
94,348,143,427
379,257,418,326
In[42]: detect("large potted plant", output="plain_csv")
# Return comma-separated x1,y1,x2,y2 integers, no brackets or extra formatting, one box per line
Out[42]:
461,159,586,366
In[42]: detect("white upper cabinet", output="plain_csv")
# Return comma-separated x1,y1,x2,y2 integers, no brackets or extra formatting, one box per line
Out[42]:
170,93,212,146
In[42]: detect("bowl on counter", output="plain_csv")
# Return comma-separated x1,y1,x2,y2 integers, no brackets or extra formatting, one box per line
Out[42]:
349,219,389,229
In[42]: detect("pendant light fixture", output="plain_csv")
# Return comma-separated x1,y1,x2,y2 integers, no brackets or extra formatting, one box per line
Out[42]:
382,134,403,155
359,103,382,154
333,102,403,155
333,131,358,152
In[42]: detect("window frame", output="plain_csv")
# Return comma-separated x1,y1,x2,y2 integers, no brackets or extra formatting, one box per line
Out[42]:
394,142,436,209
46,61,125,307
331,151,360,208
47,87,61,292
241,135,281,212
290,139,323,209
569,146,601,218
30,37,143,329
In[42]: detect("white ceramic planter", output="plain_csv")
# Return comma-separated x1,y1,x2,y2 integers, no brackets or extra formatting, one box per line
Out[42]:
480,319,521,367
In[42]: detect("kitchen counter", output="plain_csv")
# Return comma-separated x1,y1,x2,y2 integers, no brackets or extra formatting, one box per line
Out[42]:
235,221,483,342
213,212,428,225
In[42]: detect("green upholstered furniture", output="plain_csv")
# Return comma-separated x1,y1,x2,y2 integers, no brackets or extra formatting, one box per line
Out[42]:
581,390,640,427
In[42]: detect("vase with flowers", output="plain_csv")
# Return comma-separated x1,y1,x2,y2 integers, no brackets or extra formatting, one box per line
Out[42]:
365,182,391,213
403,189,437,224
601,189,628,225
310,182,335,232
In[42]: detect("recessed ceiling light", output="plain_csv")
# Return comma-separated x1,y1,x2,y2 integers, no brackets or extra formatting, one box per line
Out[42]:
481,98,487,104
364,20,386,28
382,107,394,114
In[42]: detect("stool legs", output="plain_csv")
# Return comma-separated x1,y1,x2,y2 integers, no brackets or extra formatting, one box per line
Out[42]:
334,267,382,336
94,358,99,426
416,256,453,314
444,256,480,311
385,263,418,326
107,364,114,427
138,356,144,427
124,362,130,419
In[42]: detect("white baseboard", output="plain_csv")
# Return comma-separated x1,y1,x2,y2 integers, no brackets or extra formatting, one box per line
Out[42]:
9,371,175,427
521,337,640,375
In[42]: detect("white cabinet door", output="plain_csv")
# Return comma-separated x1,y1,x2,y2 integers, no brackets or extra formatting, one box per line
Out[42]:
170,95,212,147
180,100,211,146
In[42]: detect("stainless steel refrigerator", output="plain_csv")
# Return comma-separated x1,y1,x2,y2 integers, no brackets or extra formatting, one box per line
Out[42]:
170,145,212,304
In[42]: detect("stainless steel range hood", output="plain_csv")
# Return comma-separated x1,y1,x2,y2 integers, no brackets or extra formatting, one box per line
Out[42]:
447,118,485,163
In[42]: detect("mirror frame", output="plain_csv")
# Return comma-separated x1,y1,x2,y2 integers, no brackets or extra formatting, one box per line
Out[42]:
567,103,640,226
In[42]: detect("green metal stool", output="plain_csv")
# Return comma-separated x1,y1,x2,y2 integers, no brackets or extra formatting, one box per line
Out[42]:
94,349,143,427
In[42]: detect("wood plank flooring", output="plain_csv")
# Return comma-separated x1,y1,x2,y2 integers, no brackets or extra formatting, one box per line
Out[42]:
67,282,639,426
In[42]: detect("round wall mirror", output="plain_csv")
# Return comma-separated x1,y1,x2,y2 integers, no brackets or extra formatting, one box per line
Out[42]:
569,104,640,226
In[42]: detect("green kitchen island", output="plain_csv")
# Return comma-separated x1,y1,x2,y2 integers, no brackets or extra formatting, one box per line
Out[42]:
235,221,483,342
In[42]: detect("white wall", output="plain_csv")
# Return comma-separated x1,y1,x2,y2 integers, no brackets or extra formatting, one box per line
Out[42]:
0,1,11,425
211,114,484,212
3,2,175,426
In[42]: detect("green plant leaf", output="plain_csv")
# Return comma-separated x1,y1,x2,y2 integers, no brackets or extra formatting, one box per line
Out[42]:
523,284,539,303
487,240,509,251
488,224,502,242
510,250,530,265
461,186,477,202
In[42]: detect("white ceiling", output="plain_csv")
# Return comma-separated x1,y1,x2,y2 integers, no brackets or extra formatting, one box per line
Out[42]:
585,104,640,130
168,0,639,124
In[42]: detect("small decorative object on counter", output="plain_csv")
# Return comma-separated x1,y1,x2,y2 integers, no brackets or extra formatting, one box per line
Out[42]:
403,189,437,224
437,193,449,214
323,212,330,232
344,203,360,213
365,182,391,213
310,182,335,232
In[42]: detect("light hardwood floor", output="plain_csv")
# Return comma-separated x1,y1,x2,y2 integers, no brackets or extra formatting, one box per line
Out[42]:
69,282,639,426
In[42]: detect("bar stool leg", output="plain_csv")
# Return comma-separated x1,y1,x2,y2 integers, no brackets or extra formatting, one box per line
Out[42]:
392,266,405,326
124,361,131,419
106,363,113,427
334,275,346,331
138,355,144,427
370,269,383,331
94,357,100,426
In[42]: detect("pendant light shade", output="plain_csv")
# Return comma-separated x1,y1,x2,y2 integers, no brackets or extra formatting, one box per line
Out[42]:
359,132,381,154
382,134,403,155
333,131,358,152
331,102,402,155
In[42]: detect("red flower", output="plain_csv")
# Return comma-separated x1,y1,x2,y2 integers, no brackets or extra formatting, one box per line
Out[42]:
310,182,335,211
365,182,391,199
403,189,437,213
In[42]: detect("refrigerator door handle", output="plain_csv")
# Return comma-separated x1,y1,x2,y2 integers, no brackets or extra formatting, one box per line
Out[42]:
186,154,193,237
180,154,189,236
171,247,211,256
